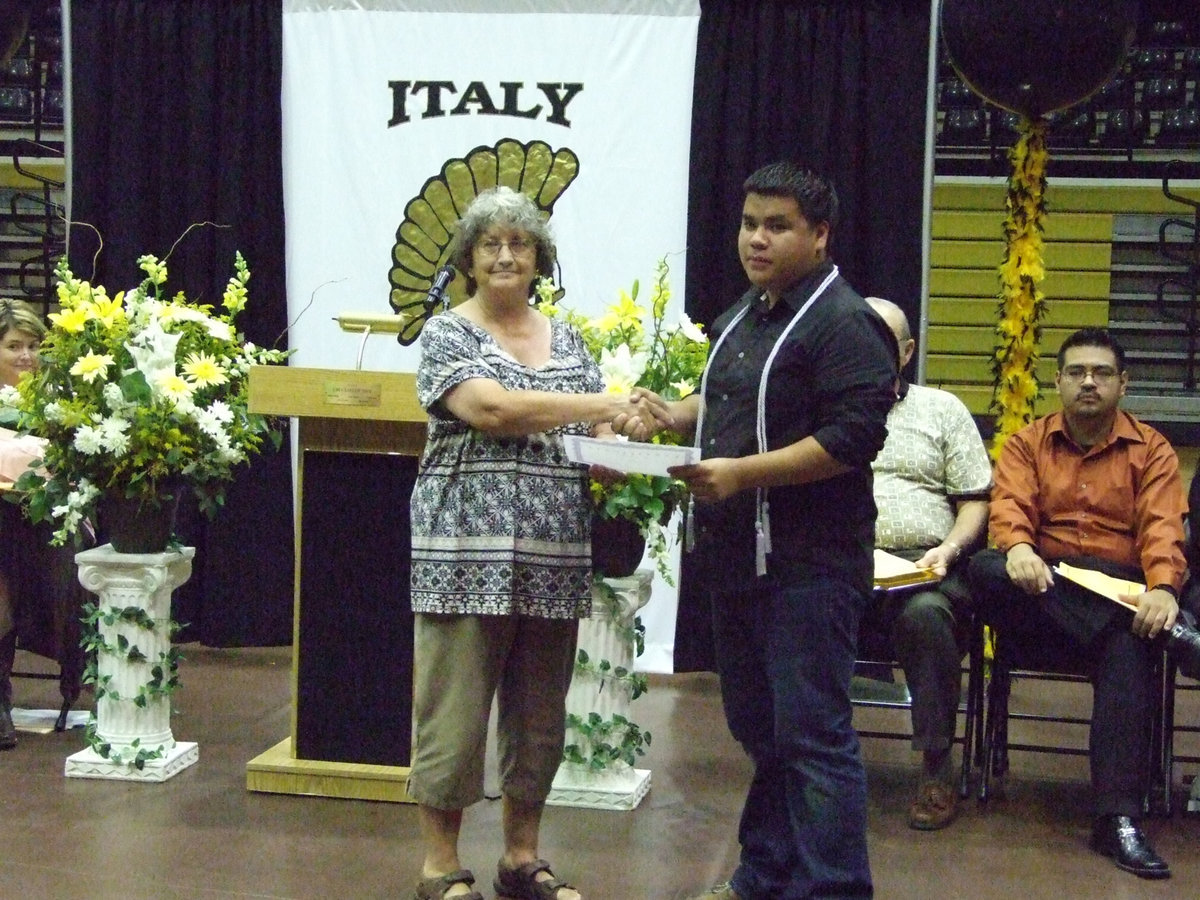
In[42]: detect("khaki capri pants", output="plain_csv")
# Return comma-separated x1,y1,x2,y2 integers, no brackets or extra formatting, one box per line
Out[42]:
407,612,578,809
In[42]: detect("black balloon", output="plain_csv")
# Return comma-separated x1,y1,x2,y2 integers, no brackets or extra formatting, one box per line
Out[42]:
940,0,1138,119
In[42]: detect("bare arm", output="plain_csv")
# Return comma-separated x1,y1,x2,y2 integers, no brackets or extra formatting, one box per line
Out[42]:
612,390,696,442
915,498,989,575
441,377,669,438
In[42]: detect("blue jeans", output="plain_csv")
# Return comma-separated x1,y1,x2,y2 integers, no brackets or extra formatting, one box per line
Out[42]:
712,575,873,899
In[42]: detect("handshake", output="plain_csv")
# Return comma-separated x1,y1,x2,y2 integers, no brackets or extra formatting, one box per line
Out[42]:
604,387,677,443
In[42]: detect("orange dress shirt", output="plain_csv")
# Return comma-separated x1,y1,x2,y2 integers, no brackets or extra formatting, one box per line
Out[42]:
990,410,1186,594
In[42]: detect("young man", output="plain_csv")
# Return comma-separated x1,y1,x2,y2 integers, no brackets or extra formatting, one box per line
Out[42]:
968,327,1200,881
664,161,897,900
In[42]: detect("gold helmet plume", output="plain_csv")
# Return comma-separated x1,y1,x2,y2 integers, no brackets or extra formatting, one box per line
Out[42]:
389,139,579,345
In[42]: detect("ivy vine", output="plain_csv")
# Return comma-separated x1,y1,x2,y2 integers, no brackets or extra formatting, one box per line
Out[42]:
561,575,653,772
573,649,649,702
563,711,651,770
79,600,185,769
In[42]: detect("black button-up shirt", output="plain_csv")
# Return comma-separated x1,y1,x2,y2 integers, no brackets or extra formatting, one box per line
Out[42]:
691,261,897,596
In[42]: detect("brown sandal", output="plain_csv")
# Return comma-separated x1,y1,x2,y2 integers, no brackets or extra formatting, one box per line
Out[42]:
494,858,577,900
414,868,484,900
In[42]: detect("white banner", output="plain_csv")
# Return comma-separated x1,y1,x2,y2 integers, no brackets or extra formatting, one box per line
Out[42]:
282,0,698,372
281,0,699,671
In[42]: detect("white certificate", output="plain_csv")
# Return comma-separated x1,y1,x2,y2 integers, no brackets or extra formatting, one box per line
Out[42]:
564,435,700,477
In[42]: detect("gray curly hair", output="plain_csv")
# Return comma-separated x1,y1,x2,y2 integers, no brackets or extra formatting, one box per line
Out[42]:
449,186,556,296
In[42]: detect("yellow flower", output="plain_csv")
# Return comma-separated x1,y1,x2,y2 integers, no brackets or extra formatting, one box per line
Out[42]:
182,352,229,387
88,291,126,327
137,254,169,285
69,352,115,383
156,373,195,402
48,306,92,333
592,311,621,334
610,292,646,331
672,379,696,399
222,281,248,315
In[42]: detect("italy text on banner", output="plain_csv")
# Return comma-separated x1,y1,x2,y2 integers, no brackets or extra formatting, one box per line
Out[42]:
281,0,700,374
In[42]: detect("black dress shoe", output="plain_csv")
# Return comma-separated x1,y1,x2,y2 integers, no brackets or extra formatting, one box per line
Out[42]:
1166,618,1200,680
0,705,16,750
1090,815,1170,879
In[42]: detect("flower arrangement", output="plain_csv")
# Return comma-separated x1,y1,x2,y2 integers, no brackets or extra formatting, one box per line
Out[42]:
989,116,1048,459
538,258,709,581
2,252,291,545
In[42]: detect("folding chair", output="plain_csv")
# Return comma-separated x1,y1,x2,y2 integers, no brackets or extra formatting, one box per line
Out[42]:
979,628,1169,814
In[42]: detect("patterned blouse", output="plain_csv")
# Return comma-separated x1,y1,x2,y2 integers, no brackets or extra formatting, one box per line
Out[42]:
410,312,604,618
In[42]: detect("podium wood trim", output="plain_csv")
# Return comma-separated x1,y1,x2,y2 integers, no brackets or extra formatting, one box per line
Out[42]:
246,738,415,803
247,365,425,802
248,365,424,422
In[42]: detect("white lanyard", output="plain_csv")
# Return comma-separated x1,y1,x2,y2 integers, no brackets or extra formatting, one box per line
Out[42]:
686,266,840,575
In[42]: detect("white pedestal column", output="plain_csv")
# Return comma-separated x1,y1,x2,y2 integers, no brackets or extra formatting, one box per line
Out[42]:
548,569,653,810
65,545,198,782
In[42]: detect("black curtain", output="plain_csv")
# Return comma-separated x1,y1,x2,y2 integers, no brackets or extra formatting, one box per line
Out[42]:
69,0,292,646
675,0,932,671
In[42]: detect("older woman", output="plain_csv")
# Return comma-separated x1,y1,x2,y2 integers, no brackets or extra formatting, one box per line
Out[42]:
408,187,666,900
0,297,47,750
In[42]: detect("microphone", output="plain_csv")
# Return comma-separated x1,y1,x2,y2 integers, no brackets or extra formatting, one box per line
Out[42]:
423,265,456,314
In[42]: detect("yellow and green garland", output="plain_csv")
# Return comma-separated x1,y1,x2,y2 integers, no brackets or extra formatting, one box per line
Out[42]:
989,117,1049,459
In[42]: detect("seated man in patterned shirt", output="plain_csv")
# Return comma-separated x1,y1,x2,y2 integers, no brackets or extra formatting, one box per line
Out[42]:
862,296,992,831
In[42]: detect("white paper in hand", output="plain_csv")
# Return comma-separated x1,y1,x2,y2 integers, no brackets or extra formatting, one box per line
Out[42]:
563,435,700,477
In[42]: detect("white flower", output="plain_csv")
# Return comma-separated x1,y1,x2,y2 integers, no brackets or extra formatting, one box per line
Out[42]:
194,406,229,439
43,401,64,423
126,317,182,388
0,385,18,407
598,344,648,393
206,399,234,423
98,416,131,456
678,312,706,344
102,383,135,415
158,305,209,325
217,443,245,464
73,424,105,455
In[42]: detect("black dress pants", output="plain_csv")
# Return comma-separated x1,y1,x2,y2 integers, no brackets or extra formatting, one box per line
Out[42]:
968,549,1159,817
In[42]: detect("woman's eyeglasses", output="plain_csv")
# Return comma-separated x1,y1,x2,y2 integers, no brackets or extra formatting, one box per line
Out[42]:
477,238,535,258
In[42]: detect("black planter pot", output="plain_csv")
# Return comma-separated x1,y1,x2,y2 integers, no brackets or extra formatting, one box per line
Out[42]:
99,490,182,554
591,514,646,578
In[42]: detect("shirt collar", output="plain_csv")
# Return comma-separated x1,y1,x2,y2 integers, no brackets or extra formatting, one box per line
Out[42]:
752,260,837,316
1047,408,1145,452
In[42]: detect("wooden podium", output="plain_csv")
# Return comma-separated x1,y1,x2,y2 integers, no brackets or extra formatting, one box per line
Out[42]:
244,365,425,802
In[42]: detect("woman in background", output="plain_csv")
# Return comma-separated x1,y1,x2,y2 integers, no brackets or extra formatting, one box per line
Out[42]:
0,297,47,749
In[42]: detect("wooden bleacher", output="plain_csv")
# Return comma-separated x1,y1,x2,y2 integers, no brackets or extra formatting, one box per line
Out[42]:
926,179,1200,420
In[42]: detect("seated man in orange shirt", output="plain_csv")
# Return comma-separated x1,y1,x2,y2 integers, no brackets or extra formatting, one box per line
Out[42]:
969,327,1200,881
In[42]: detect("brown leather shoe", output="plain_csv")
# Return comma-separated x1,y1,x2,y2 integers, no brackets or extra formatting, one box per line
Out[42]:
908,777,958,830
